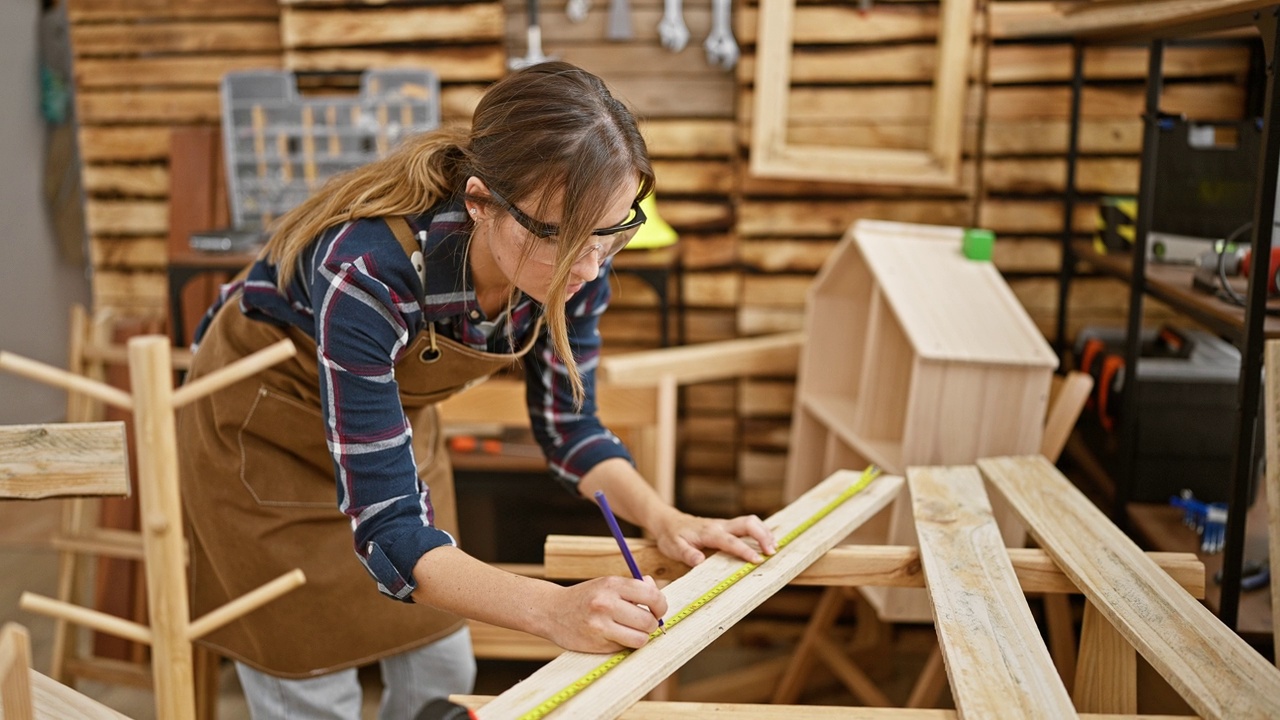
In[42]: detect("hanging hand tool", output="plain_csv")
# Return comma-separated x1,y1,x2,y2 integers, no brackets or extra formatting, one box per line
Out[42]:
510,0,555,70
606,0,633,39
566,0,589,23
657,0,689,52
704,0,738,70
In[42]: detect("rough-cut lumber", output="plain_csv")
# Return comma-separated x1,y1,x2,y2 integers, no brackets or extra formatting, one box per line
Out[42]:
990,0,1275,40
978,455,1280,719
0,423,129,499
543,536,1204,597
476,470,904,719
281,5,503,47
908,465,1077,718
462,695,1199,719
599,333,802,387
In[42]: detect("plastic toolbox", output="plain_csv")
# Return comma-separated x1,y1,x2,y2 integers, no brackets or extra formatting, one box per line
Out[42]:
220,68,440,230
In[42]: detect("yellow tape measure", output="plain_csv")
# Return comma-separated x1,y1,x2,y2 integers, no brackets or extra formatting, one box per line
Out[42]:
518,465,883,720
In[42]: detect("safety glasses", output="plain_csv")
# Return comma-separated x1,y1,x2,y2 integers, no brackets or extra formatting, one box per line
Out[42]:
487,189,647,263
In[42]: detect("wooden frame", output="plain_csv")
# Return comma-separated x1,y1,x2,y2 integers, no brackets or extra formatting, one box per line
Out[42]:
749,0,977,187
507,455,1278,718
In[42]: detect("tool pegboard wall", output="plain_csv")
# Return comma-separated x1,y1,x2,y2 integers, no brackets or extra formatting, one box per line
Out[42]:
221,68,440,230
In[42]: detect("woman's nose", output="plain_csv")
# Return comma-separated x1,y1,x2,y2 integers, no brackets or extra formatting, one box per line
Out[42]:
571,246,602,282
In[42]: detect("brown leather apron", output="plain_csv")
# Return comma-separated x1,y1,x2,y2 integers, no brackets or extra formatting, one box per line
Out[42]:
176,218,541,677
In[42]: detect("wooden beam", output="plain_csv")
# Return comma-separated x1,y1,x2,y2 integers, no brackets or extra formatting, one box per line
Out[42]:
978,455,1280,719
0,423,129,499
1264,340,1280,669
476,470,904,719
543,536,1205,597
599,333,802,387
990,0,1273,40
1073,602,1137,713
459,695,1198,719
909,466,1076,718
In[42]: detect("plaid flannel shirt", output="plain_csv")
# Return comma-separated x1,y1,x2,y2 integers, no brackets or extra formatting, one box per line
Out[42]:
193,198,631,601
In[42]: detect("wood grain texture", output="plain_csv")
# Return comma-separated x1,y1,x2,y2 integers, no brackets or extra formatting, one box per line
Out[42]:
1265,339,1280,668
908,466,1076,719
476,470,904,719
978,455,1280,719
0,423,129,499
545,535,1203,591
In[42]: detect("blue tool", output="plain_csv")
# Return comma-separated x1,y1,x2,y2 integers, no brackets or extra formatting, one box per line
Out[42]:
1170,490,1228,554
593,490,665,633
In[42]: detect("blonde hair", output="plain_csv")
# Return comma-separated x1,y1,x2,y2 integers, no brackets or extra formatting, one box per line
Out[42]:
262,62,655,405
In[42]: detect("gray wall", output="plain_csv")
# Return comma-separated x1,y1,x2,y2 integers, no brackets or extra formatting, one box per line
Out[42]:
0,3,92,424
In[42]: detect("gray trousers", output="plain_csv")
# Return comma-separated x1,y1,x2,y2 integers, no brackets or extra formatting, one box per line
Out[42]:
234,627,476,720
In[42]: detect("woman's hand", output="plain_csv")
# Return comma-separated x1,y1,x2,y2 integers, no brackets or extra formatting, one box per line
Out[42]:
650,510,777,567
542,575,668,653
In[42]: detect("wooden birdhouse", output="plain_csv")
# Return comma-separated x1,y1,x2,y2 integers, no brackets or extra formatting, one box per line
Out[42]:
784,219,1058,622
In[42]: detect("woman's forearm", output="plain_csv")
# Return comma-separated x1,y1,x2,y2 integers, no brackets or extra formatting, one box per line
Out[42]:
410,544,666,653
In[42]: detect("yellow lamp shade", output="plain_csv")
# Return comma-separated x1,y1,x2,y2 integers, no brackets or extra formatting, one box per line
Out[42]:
626,194,678,250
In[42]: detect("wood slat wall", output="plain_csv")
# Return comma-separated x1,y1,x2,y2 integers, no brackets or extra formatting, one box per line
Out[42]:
63,0,1258,517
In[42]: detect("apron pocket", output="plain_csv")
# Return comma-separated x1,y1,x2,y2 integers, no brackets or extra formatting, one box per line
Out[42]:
238,386,337,508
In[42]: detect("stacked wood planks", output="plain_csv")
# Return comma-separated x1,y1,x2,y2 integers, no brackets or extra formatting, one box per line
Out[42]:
280,0,506,122
63,0,1259,518
68,0,283,315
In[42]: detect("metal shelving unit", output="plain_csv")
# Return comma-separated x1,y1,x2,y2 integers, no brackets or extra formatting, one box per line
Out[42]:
1048,2,1280,634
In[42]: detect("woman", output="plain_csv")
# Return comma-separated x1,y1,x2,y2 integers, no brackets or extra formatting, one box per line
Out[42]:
176,61,776,719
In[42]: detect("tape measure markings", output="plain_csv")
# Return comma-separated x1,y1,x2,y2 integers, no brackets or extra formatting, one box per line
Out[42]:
517,465,883,720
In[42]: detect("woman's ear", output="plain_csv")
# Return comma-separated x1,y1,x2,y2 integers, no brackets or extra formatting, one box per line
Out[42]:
464,176,490,221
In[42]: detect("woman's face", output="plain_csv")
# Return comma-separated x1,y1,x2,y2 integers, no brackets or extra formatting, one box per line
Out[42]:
466,176,641,305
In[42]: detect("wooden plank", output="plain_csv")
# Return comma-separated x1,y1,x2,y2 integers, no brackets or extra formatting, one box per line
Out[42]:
283,46,504,82
739,240,837,273
1265,339,1280,669
983,157,1139,195
908,465,1077,718
1073,602,1137,713
989,0,1275,40
73,54,282,89
0,423,129,499
82,165,169,198
543,536,1205,596
30,668,133,718
69,20,282,56
87,200,168,237
67,0,279,21
90,238,169,271
983,119,1143,155
641,119,735,158
739,42,983,86
0,624,33,720
476,470,904,719
977,455,1280,719
738,200,974,238
281,5,503,47
987,43,1251,84
79,127,172,163
599,332,802,387
77,89,221,125
737,4,942,44
465,695,1200,719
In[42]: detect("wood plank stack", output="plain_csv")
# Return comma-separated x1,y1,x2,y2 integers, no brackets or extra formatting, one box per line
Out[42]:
280,0,506,122
63,0,1259,519
67,0,283,315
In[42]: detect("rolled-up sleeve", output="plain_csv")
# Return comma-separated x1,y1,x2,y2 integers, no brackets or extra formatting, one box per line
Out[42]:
525,268,633,493
311,221,455,602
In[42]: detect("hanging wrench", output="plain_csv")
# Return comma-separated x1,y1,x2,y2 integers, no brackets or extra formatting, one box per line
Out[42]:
657,0,689,52
704,0,738,70
566,0,588,23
